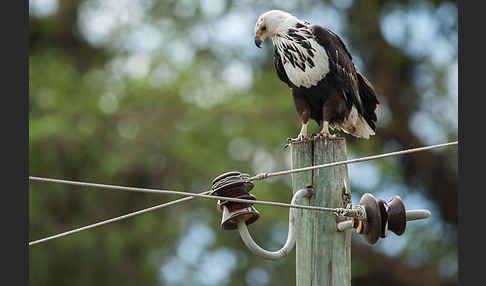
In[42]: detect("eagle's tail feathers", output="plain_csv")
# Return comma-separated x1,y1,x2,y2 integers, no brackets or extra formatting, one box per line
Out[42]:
337,107,375,139
356,71,379,132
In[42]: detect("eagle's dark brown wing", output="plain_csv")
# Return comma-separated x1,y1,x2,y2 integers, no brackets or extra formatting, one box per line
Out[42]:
311,25,378,130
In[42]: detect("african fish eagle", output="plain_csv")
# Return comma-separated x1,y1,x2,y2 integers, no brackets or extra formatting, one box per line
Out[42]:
254,10,379,140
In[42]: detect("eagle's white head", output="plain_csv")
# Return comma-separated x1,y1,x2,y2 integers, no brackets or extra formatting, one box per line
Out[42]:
254,10,300,48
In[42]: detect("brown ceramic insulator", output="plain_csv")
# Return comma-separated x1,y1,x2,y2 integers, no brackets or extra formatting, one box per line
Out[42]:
377,199,389,238
210,171,254,197
217,193,256,211
210,171,250,188
217,193,256,204
211,180,253,195
211,171,242,186
212,184,253,198
386,196,406,236
211,171,261,230
359,193,382,245
220,204,260,230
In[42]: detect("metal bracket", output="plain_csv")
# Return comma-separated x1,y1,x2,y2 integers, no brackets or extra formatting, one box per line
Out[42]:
236,188,311,260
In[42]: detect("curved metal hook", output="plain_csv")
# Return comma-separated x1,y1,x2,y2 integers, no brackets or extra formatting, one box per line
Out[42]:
236,188,312,260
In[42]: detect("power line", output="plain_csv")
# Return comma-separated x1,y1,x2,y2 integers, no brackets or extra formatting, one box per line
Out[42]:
27,180,339,246
30,140,457,196
28,185,343,246
29,192,208,246
250,141,458,181
29,140,458,246
29,177,335,212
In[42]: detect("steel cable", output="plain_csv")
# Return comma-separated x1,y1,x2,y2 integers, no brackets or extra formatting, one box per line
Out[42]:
29,140,458,246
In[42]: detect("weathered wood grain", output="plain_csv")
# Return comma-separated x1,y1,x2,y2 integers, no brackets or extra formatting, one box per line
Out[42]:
291,138,351,286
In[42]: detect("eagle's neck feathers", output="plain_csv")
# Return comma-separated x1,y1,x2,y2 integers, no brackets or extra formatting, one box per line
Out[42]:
272,22,330,88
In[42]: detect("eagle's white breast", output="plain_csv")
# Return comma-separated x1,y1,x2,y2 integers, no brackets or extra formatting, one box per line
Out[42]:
273,31,329,88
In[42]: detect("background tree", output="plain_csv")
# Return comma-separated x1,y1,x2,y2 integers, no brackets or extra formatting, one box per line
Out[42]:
29,0,458,285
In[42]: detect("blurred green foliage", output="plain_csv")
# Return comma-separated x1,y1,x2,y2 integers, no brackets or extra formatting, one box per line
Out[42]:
29,0,458,285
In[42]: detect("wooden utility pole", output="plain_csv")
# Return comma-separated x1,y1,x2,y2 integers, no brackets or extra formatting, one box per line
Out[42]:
291,138,352,286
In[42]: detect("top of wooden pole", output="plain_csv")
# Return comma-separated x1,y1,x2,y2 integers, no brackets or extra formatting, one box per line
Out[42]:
291,136,351,286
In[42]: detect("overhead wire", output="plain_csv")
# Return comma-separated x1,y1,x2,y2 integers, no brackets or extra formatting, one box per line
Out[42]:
29,177,335,212
249,141,458,181
29,140,458,246
29,193,208,246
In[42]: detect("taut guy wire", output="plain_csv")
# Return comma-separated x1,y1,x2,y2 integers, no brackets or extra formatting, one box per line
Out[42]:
29,140,458,246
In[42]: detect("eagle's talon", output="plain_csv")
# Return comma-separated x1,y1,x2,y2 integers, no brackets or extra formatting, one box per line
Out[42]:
314,132,336,139
289,134,307,142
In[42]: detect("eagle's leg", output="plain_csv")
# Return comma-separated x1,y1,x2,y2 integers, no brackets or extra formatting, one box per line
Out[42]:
290,118,309,142
297,122,308,140
291,92,311,142
316,121,336,138
315,104,336,139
